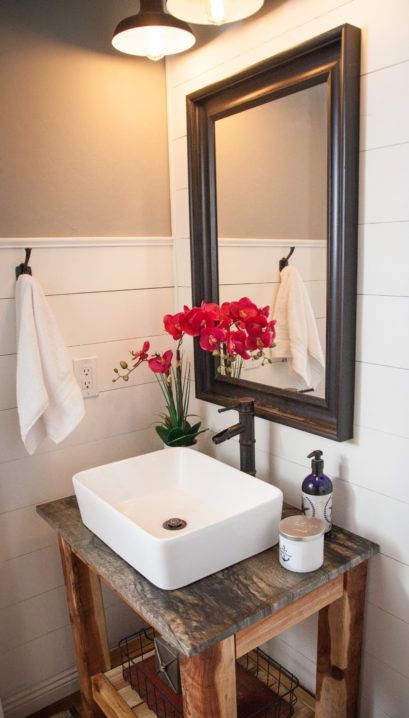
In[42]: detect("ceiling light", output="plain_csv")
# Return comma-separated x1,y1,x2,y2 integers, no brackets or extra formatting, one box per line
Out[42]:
112,0,196,62
166,0,264,26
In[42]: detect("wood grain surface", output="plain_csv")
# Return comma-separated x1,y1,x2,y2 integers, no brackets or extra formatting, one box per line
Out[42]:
38,498,378,658
91,663,313,718
59,536,110,718
315,562,368,718
92,675,135,718
180,637,236,718
235,575,343,658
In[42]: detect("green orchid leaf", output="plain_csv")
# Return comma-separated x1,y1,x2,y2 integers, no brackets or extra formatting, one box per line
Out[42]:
155,426,170,443
166,427,186,442
164,426,196,447
187,421,202,435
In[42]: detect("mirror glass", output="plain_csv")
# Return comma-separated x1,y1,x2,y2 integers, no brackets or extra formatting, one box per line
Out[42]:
215,82,327,399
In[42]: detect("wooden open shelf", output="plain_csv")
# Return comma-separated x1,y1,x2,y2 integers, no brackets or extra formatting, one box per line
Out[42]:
92,650,315,718
92,652,156,718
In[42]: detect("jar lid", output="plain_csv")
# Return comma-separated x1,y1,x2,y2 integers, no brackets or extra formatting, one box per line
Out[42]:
279,515,325,542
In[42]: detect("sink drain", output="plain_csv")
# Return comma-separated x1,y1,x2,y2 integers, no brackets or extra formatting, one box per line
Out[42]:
163,517,187,531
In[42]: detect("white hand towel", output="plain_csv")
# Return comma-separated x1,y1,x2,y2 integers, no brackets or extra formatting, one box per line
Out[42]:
15,274,85,455
271,265,325,390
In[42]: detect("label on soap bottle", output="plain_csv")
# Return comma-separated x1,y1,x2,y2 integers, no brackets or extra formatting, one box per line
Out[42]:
302,492,332,533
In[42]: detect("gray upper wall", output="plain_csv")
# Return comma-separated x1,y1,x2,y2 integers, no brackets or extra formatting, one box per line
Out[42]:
215,83,327,239
0,0,171,237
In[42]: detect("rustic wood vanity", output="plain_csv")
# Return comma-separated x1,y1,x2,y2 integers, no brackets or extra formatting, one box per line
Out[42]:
37,496,378,718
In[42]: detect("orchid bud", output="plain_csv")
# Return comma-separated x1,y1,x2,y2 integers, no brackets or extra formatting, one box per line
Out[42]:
120,361,128,369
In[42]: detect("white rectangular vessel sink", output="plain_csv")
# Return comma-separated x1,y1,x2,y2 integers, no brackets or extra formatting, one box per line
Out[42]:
73,448,283,590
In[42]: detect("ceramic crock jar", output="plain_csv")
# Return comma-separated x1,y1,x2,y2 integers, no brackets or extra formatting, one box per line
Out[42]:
279,515,325,572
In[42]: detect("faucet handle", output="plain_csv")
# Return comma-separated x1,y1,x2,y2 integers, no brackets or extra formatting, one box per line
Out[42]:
218,398,255,414
218,404,235,414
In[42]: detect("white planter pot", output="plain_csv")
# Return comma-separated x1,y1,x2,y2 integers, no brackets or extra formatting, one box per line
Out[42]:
162,441,198,450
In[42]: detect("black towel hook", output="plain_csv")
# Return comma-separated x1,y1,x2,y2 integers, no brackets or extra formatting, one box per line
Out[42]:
279,246,295,272
16,247,33,279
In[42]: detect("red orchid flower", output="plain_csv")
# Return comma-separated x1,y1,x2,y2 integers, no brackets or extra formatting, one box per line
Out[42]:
183,306,216,336
218,302,234,329
229,297,259,323
148,350,173,374
131,340,150,366
199,326,227,352
183,307,207,336
245,327,275,351
163,312,186,340
226,330,250,359
221,301,232,317
200,301,222,321
183,301,222,336
245,313,268,333
267,319,277,341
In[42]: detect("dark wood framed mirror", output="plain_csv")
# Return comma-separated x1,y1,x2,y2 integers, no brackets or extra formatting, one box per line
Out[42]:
187,24,361,441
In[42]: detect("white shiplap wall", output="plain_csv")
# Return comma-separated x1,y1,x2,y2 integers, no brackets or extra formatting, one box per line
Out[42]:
0,239,174,718
166,1,409,716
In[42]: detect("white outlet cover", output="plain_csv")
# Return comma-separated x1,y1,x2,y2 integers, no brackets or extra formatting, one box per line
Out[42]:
73,356,99,398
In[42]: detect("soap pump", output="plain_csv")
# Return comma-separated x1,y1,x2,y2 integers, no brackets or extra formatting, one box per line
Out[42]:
302,450,333,534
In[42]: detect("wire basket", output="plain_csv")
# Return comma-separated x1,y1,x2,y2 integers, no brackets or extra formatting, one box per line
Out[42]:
120,628,299,718
119,626,156,675
120,627,183,718
237,648,299,717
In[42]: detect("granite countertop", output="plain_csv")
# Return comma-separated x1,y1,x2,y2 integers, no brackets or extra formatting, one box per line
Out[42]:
37,496,378,657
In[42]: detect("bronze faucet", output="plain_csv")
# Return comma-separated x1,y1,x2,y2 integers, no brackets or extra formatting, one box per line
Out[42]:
212,398,256,476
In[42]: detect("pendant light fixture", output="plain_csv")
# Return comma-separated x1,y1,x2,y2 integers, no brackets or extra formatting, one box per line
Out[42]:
166,0,264,26
112,0,195,61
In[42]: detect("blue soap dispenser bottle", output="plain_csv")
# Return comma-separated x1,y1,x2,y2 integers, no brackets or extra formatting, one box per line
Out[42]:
302,450,333,534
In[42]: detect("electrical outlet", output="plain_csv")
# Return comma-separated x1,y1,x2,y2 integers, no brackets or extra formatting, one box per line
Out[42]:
73,356,99,398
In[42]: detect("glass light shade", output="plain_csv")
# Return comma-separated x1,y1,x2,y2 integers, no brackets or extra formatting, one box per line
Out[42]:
166,0,264,25
112,4,195,61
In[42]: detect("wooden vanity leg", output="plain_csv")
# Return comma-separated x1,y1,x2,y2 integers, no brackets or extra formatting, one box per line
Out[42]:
59,536,111,718
315,561,368,718
180,636,237,718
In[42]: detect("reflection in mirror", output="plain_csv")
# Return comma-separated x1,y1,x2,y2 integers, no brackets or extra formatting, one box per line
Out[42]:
215,83,327,398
